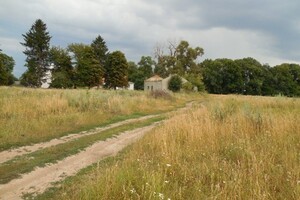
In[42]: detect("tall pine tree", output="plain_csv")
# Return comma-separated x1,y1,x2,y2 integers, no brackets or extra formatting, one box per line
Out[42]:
20,19,51,87
91,35,108,67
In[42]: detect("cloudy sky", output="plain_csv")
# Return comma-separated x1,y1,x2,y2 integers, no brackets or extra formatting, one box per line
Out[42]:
0,0,299,77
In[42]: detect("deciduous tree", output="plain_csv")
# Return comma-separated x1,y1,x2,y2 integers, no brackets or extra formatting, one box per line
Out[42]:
68,43,103,88
0,51,15,85
49,46,74,88
105,51,128,89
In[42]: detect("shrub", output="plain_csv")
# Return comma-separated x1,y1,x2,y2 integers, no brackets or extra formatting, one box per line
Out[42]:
168,75,182,92
149,90,172,100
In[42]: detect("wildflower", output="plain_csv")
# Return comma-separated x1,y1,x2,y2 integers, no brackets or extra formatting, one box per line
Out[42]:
158,193,164,199
164,180,169,183
130,188,136,194
166,164,171,167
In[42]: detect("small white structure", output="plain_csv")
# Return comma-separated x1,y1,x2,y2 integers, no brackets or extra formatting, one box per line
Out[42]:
128,82,134,90
116,82,135,90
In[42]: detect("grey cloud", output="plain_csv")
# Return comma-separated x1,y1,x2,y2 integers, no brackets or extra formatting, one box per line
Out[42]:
0,0,299,77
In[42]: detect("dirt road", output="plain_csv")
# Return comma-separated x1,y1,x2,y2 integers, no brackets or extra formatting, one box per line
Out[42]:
0,123,158,200
0,102,196,200
0,115,158,164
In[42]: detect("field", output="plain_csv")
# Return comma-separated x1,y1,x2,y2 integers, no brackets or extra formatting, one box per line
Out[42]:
0,88,299,199
0,87,192,150
37,94,300,200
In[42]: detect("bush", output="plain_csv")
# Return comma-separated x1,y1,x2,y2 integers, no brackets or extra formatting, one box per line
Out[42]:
149,90,172,100
168,75,182,92
182,82,194,92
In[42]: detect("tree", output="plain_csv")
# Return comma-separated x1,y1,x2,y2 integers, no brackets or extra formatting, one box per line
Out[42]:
235,57,265,95
185,73,205,92
49,46,74,88
91,35,108,67
138,56,155,78
20,19,51,87
154,40,204,77
202,59,243,94
68,43,103,88
271,63,300,96
168,75,182,92
0,51,15,85
128,61,143,90
105,51,128,89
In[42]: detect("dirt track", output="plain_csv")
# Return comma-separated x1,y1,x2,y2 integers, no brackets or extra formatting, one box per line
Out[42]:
0,115,158,164
0,102,195,200
0,123,158,200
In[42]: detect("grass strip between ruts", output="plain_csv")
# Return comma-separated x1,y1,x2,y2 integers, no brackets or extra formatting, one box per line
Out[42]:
0,115,165,184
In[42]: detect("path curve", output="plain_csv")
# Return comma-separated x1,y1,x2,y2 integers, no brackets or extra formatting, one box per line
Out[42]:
0,115,158,164
0,123,158,200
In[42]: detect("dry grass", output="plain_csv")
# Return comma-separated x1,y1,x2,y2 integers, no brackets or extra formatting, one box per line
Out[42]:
0,87,192,150
48,94,300,200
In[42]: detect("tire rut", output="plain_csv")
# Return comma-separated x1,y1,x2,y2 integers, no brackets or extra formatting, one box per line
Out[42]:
0,115,158,164
0,123,158,200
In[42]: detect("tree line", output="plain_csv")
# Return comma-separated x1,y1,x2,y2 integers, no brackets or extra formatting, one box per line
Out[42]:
202,58,300,96
20,19,128,89
0,19,299,96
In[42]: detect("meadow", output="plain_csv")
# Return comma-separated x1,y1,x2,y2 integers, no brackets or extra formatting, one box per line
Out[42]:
0,87,192,150
38,94,300,200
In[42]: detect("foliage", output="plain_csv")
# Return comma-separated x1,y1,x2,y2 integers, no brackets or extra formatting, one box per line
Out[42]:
0,51,15,85
20,19,51,87
138,56,155,78
270,63,300,96
91,35,108,67
168,75,182,92
182,81,194,91
235,57,265,95
154,40,204,77
128,56,155,90
127,61,144,90
185,73,205,92
105,51,128,89
149,90,173,100
202,58,300,96
49,46,73,88
68,43,103,88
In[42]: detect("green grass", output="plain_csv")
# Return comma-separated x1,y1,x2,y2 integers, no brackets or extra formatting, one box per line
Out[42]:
0,115,165,184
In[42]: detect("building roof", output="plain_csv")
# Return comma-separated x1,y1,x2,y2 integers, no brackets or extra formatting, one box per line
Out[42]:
145,75,163,82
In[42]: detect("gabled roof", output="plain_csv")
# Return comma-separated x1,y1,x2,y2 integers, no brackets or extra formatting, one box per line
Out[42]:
145,75,163,82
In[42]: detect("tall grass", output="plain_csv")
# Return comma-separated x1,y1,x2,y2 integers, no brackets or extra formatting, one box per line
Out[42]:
48,95,300,200
0,87,192,150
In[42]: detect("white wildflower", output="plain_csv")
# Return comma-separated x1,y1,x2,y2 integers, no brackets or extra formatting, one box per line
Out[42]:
130,188,136,194
158,193,164,199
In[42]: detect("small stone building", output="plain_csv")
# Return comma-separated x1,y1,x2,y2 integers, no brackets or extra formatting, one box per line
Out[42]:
144,75,188,91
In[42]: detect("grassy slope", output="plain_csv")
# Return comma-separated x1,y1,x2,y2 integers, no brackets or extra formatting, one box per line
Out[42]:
0,87,193,150
37,95,300,200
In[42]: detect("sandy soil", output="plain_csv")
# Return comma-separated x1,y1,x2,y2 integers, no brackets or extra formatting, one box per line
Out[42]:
0,115,158,164
0,123,158,200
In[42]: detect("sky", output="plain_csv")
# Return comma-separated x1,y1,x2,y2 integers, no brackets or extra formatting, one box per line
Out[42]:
0,0,300,78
